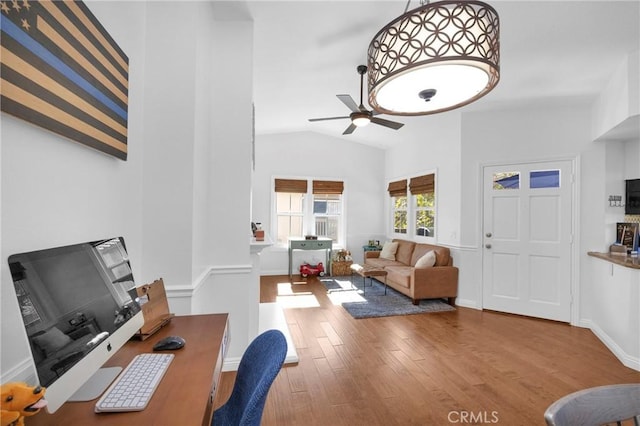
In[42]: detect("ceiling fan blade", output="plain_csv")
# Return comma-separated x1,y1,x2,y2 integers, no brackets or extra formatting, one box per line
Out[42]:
336,94,360,113
371,116,405,130
342,123,357,135
308,116,350,122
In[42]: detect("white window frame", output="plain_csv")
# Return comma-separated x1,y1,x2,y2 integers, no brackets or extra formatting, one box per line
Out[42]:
272,177,346,248
391,194,408,237
312,193,342,242
274,191,305,245
387,171,437,242
412,190,436,242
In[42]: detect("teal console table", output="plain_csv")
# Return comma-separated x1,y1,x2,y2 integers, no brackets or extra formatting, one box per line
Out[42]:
289,238,332,277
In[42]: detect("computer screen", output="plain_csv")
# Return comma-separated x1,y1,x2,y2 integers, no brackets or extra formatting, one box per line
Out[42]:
8,237,144,413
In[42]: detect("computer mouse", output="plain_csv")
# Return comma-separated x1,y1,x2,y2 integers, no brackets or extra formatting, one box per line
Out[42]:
153,335,185,351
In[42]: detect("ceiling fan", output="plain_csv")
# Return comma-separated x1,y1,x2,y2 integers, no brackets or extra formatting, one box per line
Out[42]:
308,65,404,135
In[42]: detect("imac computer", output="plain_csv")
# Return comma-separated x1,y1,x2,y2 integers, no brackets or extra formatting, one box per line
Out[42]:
7,237,144,413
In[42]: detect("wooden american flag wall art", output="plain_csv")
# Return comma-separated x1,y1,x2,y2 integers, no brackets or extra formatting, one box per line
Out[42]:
1,0,129,160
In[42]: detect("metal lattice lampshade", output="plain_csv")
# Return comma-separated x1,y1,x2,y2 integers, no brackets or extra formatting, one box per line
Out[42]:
368,0,500,116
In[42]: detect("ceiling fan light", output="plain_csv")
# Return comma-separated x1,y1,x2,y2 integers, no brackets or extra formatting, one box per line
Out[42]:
368,0,500,116
353,116,371,127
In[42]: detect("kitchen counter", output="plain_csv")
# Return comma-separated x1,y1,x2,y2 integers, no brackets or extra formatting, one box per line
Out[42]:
587,251,640,269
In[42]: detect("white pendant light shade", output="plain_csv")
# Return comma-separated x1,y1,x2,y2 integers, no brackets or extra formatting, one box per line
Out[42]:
368,0,500,116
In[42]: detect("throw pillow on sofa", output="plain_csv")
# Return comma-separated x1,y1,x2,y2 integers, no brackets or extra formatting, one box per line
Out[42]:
380,241,398,260
415,250,436,268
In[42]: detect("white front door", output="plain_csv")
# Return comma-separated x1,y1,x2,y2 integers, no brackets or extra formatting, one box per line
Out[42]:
482,160,573,322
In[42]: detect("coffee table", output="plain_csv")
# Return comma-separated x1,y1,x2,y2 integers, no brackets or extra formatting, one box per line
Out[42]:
350,263,388,295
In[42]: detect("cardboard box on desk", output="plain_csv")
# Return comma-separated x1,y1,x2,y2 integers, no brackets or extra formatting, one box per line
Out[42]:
134,278,174,340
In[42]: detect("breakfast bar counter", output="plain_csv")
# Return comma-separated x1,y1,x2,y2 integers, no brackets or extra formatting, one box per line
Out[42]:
587,251,640,269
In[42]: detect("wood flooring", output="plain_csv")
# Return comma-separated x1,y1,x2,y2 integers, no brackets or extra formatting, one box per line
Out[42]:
214,275,639,425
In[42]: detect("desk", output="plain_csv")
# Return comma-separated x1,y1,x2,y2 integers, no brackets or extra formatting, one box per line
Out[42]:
288,238,332,277
30,314,228,426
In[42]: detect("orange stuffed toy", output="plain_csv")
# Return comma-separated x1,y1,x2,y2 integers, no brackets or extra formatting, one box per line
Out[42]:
1,382,47,426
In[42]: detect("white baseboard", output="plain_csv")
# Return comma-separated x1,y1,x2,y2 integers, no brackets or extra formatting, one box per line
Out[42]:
454,298,481,310
221,356,241,372
587,319,640,371
259,269,288,276
2,358,37,385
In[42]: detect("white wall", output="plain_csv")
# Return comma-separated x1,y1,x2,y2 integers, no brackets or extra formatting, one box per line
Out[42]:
624,138,640,179
139,2,198,299
1,0,256,383
592,51,639,141
1,0,148,382
190,16,256,364
385,112,463,247
252,131,386,273
192,2,216,284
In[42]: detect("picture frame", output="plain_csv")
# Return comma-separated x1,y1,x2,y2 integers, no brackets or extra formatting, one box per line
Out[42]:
616,222,639,251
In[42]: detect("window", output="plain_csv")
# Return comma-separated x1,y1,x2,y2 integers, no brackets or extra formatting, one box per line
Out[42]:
276,192,304,243
493,171,519,189
388,179,407,234
314,194,341,240
388,174,436,239
274,178,344,245
414,193,435,237
313,180,343,241
530,170,560,188
274,179,306,244
492,170,560,190
410,174,435,239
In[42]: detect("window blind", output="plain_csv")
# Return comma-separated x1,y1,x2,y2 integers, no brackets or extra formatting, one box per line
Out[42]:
409,174,435,194
274,178,307,193
387,179,407,197
312,180,344,194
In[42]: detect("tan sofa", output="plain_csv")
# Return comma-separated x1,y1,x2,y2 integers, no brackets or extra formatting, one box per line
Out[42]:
364,239,458,305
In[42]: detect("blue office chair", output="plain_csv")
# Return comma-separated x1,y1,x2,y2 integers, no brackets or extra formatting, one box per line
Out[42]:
213,329,287,426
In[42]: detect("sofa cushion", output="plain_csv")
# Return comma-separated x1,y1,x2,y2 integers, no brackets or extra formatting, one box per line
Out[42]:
379,241,398,260
432,246,451,266
384,265,413,288
415,250,436,268
393,239,416,265
365,257,404,269
411,243,451,267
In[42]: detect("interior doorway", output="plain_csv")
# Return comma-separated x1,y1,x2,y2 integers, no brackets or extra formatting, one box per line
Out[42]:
482,160,574,322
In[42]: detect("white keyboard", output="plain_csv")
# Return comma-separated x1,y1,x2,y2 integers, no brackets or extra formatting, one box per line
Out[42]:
95,353,174,412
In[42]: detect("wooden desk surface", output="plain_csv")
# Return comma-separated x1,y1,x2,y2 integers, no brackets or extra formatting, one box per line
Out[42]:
30,313,228,426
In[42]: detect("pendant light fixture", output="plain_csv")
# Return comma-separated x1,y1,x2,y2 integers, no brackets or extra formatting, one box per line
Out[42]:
367,0,500,116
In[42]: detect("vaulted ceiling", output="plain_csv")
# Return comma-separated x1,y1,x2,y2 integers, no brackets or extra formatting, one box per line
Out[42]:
234,1,639,148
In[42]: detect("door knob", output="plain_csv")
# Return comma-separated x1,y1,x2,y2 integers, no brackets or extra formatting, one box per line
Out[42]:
485,232,492,238
485,243,492,249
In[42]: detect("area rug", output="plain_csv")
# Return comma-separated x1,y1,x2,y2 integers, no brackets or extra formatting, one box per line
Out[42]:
320,276,456,319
